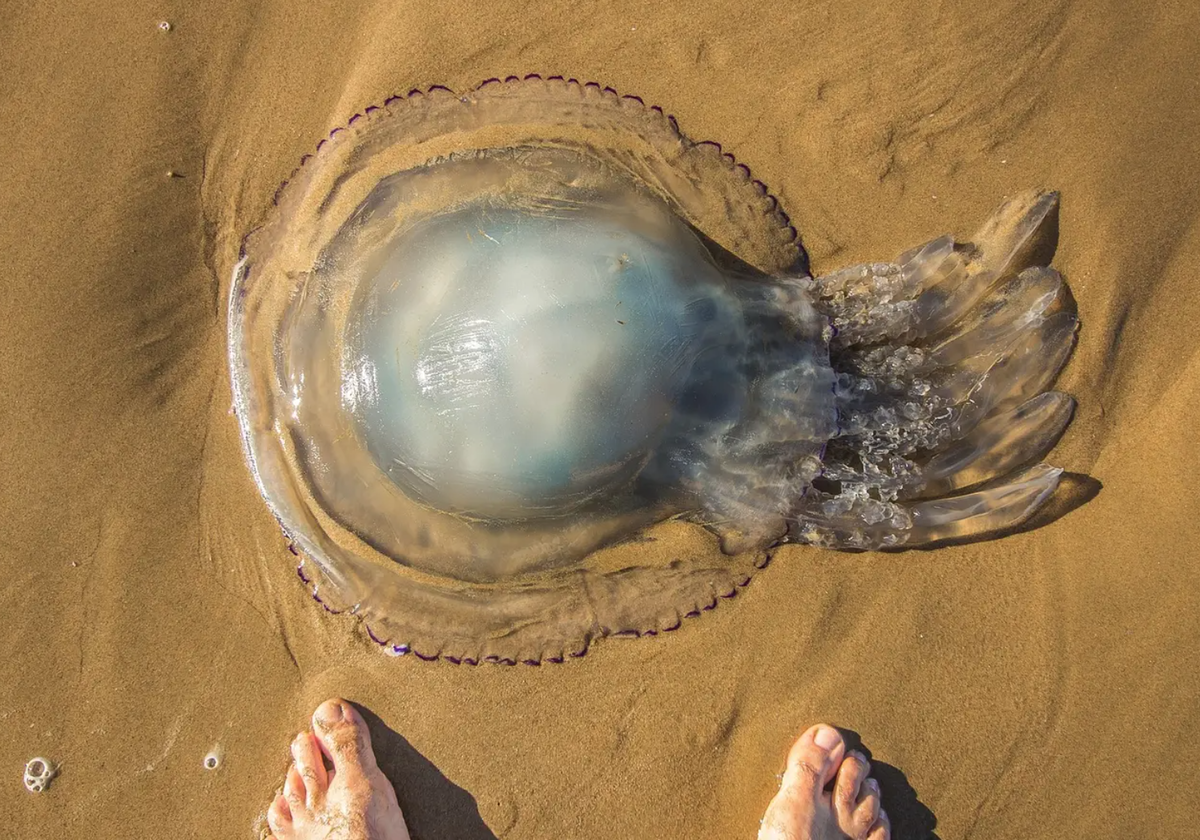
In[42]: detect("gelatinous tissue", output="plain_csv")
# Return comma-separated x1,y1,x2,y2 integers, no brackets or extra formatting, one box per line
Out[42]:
229,78,1078,662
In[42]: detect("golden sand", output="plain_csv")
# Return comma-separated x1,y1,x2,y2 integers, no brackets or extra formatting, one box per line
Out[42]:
3,1,1199,837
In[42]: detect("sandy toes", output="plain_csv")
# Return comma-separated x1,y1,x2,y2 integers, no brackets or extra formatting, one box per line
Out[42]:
267,699,410,840
267,704,886,840
759,724,890,840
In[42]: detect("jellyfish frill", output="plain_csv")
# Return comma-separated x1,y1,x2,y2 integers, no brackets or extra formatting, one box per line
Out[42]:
228,77,1079,663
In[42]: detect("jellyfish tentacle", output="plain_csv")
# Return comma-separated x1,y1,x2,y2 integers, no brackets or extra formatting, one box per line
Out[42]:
927,266,1064,367
811,190,1060,348
949,310,1079,436
789,190,1074,550
910,190,1060,338
902,463,1064,542
900,391,1075,500
830,305,1077,447
791,463,1063,550
789,490,915,550
807,235,956,347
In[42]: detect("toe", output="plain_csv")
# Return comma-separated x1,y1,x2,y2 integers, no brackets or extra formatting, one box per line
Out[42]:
283,765,309,819
866,808,891,840
291,731,328,807
782,724,846,796
312,698,379,777
267,794,292,838
833,751,871,834
850,776,883,839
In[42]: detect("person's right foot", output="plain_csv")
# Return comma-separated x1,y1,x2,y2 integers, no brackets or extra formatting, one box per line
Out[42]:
758,724,890,840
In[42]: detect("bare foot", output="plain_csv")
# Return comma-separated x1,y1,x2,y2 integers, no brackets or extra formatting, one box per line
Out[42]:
267,698,411,840
758,724,890,840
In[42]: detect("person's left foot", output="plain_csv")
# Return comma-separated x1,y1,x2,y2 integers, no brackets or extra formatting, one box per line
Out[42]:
266,698,411,840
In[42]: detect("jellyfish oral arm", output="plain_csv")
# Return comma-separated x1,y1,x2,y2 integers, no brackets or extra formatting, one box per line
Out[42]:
788,191,1076,549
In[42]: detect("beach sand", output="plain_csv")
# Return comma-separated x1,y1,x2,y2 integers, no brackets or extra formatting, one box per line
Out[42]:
3,0,1199,837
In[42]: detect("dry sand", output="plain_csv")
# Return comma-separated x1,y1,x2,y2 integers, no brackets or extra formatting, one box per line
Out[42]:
3,0,1199,837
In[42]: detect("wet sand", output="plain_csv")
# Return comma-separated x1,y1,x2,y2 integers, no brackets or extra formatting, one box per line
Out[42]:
3,1,1199,837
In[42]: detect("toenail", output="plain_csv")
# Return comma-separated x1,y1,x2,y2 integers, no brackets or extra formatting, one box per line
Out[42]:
316,701,344,726
814,725,841,751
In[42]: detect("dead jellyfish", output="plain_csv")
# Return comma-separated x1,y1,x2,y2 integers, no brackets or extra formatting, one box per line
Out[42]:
229,77,1078,663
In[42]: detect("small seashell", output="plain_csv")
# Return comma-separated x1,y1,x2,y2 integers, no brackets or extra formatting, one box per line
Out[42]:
24,757,56,793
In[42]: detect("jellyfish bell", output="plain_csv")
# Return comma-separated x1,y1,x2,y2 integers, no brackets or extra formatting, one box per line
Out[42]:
342,164,754,525
229,77,1078,663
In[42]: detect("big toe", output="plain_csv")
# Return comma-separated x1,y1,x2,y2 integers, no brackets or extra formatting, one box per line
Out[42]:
783,724,846,798
312,698,379,778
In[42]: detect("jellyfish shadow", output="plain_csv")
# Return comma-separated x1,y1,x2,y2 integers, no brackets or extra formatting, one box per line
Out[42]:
838,728,940,840
1016,470,1101,533
353,704,499,840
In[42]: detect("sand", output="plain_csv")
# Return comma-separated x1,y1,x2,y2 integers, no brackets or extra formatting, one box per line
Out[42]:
3,0,1199,837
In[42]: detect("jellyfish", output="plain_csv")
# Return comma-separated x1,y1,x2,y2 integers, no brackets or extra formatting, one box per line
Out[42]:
229,77,1078,663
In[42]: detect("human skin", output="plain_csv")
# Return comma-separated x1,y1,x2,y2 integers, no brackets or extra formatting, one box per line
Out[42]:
266,699,889,840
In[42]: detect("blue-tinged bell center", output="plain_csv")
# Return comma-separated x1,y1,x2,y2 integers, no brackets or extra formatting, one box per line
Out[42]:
342,203,737,520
